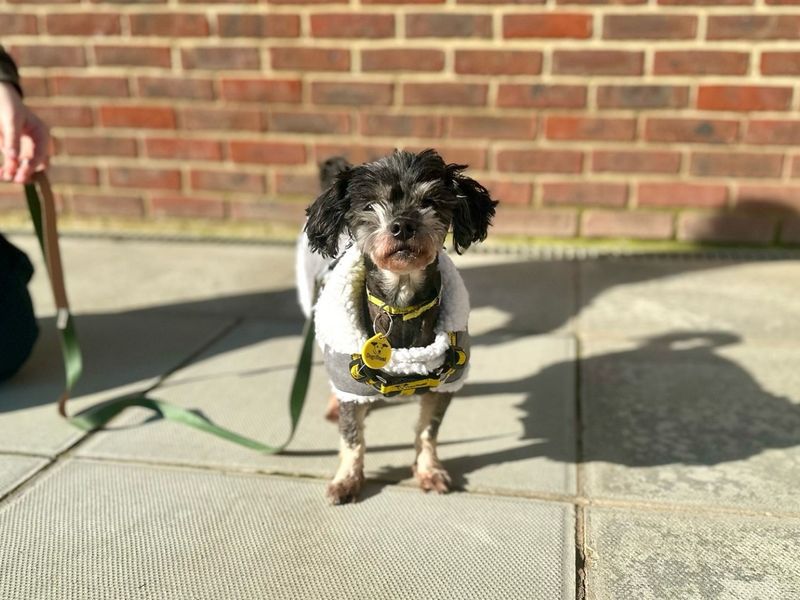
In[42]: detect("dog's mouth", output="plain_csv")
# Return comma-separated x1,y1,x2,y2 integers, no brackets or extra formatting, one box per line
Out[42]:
372,239,433,273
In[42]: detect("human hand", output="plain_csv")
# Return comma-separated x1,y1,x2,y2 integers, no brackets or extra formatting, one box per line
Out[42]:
0,82,49,183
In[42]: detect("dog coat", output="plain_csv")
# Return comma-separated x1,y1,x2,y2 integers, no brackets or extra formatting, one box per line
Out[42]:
301,240,470,404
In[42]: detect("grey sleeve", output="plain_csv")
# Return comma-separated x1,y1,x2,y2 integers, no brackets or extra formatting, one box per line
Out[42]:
0,46,23,98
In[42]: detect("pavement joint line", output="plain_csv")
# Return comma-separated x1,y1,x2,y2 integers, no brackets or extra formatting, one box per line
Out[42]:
0,317,247,508
0,450,52,460
53,455,800,521
0,458,56,507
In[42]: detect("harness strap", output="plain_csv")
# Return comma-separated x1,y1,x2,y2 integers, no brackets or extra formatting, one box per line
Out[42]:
348,332,468,397
366,288,441,321
24,173,311,454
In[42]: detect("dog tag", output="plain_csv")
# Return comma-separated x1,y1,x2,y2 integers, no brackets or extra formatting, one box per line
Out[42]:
362,333,392,369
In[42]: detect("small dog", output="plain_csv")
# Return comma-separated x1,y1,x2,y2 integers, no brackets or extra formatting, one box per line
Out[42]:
299,149,497,504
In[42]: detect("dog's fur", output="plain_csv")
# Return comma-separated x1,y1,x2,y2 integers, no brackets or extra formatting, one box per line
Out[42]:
304,149,497,504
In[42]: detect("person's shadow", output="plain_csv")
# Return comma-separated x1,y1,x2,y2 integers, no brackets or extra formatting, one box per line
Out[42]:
428,331,800,490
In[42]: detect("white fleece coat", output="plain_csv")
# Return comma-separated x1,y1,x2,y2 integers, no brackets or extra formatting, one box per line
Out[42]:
297,237,470,403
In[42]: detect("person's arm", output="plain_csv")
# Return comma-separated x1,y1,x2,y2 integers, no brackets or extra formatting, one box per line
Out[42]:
0,46,49,183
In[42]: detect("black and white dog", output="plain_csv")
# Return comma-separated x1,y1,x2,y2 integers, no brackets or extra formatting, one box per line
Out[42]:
298,149,497,504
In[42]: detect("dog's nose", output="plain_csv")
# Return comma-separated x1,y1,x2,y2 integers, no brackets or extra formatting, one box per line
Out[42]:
390,219,416,241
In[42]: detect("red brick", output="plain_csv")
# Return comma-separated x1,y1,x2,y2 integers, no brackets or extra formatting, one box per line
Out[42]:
26,103,93,128
404,145,487,169
151,196,226,220
592,150,681,174
638,182,728,208
45,13,120,35
734,185,800,212
267,0,346,3
275,172,320,196
182,47,260,70
455,50,542,75
100,106,176,129
780,218,800,245
497,149,583,173
360,114,444,137
314,144,394,166
406,13,492,38
761,52,800,76
708,15,800,40
0,14,37,35
497,84,587,109
365,0,444,3
229,201,306,224
179,107,262,131
583,210,674,239
70,194,145,219
362,49,445,72
59,135,138,158
271,47,350,72
9,45,85,67
137,77,215,100
503,13,592,38
645,118,739,144
460,0,545,3
94,45,171,67
745,120,800,145
493,209,578,238
597,85,689,109
191,170,266,194
230,141,307,165
654,50,749,75
130,13,209,37
659,0,751,4
603,14,697,39
403,83,487,107
542,182,628,207
221,78,301,103
313,82,394,106
483,180,532,206
48,164,99,186
691,152,783,178
145,137,223,161
697,86,793,112
310,13,395,38
449,116,537,140
677,213,776,244
218,14,300,38
546,116,636,141
51,76,129,98
20,77,47,98
552,50,643,75
268,111,351,135
109,167,181,190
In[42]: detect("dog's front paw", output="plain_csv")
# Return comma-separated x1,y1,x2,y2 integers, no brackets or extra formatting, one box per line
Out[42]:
413,464,451,494
326,470,364,505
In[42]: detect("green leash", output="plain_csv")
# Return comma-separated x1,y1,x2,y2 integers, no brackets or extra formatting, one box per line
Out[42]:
25,173,312,453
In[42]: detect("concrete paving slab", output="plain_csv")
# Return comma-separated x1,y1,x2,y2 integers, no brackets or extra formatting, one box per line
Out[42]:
78,320,578,497
457,254,578,336
0,459,576,600
580,336,800,513
586,506,800,600
0,312,233,456
9,235,303,321
578,258,800,338
0,455,49,497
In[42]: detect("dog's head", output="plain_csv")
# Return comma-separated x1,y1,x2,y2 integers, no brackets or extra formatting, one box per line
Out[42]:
305,149,498,274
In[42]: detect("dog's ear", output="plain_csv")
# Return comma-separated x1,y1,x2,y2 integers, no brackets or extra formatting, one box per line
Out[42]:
304,167,353,258
447,164,498,254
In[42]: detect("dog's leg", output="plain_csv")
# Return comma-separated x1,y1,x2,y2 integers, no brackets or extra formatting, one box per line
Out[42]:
324,393,340,422
326,400,368,505
413,392,452,493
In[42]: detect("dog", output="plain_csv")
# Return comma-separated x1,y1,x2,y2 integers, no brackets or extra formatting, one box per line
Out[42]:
299,149,497,505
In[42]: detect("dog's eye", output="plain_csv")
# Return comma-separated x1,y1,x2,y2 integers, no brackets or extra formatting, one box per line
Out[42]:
421,197,435,209
363,203,374,212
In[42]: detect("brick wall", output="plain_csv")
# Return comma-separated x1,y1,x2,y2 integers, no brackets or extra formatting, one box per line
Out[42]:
3,1,800,245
